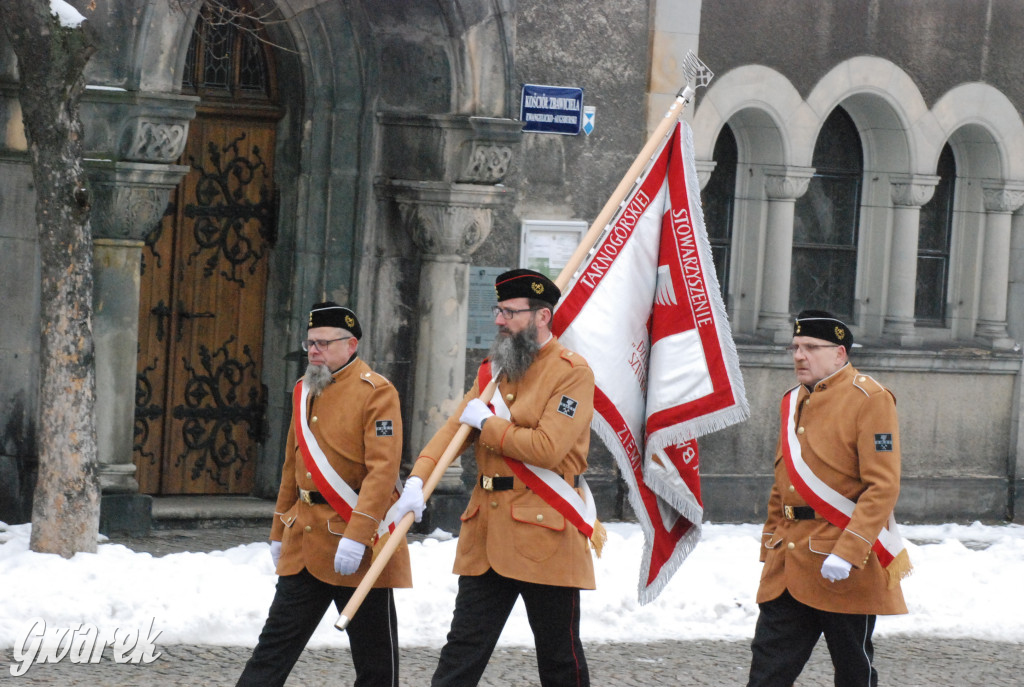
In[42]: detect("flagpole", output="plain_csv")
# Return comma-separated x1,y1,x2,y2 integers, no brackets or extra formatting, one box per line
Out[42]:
554,84,701,289
336,53,713,631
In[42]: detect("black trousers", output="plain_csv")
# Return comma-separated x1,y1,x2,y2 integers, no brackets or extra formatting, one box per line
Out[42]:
431,568,589,687
236,568,399,687
747,590,878,687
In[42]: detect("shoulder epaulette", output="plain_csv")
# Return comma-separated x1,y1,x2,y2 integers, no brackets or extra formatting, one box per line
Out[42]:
560,348,589,368
852,373,887,398
359,370,391,389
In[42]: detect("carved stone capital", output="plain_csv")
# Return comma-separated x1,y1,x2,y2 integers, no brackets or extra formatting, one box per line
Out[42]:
86,161,190,241
379,180,514,259
81,89,198,163
763,166,816,200
981,180,1024,214
889,174,940,207
694,160,717,190
376,112,524,185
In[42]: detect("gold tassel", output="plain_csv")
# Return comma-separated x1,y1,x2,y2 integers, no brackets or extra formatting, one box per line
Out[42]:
885,549,913,589
589,519,608,558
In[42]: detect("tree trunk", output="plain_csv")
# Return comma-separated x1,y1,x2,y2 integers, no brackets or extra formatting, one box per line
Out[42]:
1,1,100,556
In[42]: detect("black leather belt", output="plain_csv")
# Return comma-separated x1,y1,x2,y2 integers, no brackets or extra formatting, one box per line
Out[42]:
783,505,817,520
479,474,581,491
299,488,329,505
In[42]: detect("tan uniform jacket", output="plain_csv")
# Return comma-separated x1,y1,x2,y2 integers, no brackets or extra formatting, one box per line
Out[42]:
757,363,906,615
411,338,596,589
270,357,412,588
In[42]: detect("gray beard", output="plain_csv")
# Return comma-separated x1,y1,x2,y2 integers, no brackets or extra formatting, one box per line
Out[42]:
303,362,334,396
489,319,540,382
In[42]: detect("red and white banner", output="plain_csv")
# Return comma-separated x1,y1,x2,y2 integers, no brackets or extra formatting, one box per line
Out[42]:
552,121,748,602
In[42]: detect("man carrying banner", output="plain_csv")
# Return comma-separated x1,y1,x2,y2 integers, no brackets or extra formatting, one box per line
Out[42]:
398,268,598,687
747,310,912,687
237,302,413,687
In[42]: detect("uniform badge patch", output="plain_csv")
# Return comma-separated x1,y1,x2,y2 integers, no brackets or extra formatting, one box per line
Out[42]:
557,395,578,418
376,420,394,437
874,433,893,452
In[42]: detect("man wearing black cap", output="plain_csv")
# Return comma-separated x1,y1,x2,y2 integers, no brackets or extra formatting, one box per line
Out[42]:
237,302,414,687
747,310,911,687
395,268,597,686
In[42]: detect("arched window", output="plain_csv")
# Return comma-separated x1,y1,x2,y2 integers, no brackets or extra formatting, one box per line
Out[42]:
182,0,274,103
701,124,737,298
790,107,862,320
915,144,955,325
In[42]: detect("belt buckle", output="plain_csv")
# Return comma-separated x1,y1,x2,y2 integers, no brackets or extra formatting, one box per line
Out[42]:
299,488,313,505
784,505,795,520
481,475,494,491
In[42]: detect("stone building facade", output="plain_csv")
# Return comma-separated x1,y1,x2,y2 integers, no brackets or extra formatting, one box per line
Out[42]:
0,0,1020,530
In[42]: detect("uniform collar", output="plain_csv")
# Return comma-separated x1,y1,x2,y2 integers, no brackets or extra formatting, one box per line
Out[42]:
808,362,853,393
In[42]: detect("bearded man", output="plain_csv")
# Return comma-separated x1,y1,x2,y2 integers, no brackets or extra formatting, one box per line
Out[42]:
237,303,413,687
393,268,598,687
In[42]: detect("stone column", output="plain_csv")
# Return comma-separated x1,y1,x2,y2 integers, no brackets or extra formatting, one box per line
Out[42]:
976,181,1024,349
89,164,189,494
883,174,940,345
82,90,196,533
757,166,815,342
375,113,522,530
386,182,512,491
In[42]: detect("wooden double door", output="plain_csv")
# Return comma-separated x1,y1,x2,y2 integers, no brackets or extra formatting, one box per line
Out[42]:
133,114,277,495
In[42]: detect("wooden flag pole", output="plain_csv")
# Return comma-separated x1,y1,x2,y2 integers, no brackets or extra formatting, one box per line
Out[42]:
335,383,492,631
554,84,697,289
336,55,712,632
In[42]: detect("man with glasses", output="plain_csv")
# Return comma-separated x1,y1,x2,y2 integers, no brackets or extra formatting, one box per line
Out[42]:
238,302,413,687
747,310,911,687
394,268,597,686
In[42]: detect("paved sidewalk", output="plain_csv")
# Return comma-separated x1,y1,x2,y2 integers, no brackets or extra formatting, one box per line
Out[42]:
5,636,1022,686
3,523,1017,686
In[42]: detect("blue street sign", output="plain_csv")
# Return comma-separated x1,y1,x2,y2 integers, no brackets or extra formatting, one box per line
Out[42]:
520,84,584,135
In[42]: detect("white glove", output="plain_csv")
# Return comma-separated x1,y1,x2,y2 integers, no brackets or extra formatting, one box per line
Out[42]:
334,537,367,575
269,540,282,567
460,398,494,430
821,553,852,582
393,476,425,523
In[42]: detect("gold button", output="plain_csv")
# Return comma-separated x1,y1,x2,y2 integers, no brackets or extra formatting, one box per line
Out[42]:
803,398,810,405
311,416,318,423
490,501,498,508
505,393,514,402
797,427,805,434
788,485,795,492
306,472,312,479
535,514,544,522
787,542,795,550
304,525,312,533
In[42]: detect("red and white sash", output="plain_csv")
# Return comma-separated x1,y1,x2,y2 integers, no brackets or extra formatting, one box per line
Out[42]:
292,379,394,540
779,387,911,585
478,361,599,541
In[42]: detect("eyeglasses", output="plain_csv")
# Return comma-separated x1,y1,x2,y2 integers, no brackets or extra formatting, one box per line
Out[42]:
491,305,539,320
785,343,840,355
301,337,352,352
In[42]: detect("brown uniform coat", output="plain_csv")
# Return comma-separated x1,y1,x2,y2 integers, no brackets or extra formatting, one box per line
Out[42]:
270,357,412,588
757,363,907,615
411,338,596,589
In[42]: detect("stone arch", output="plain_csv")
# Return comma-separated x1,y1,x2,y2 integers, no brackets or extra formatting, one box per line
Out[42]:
805,56,930,175
930,82,1024,181
693,64,799,166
